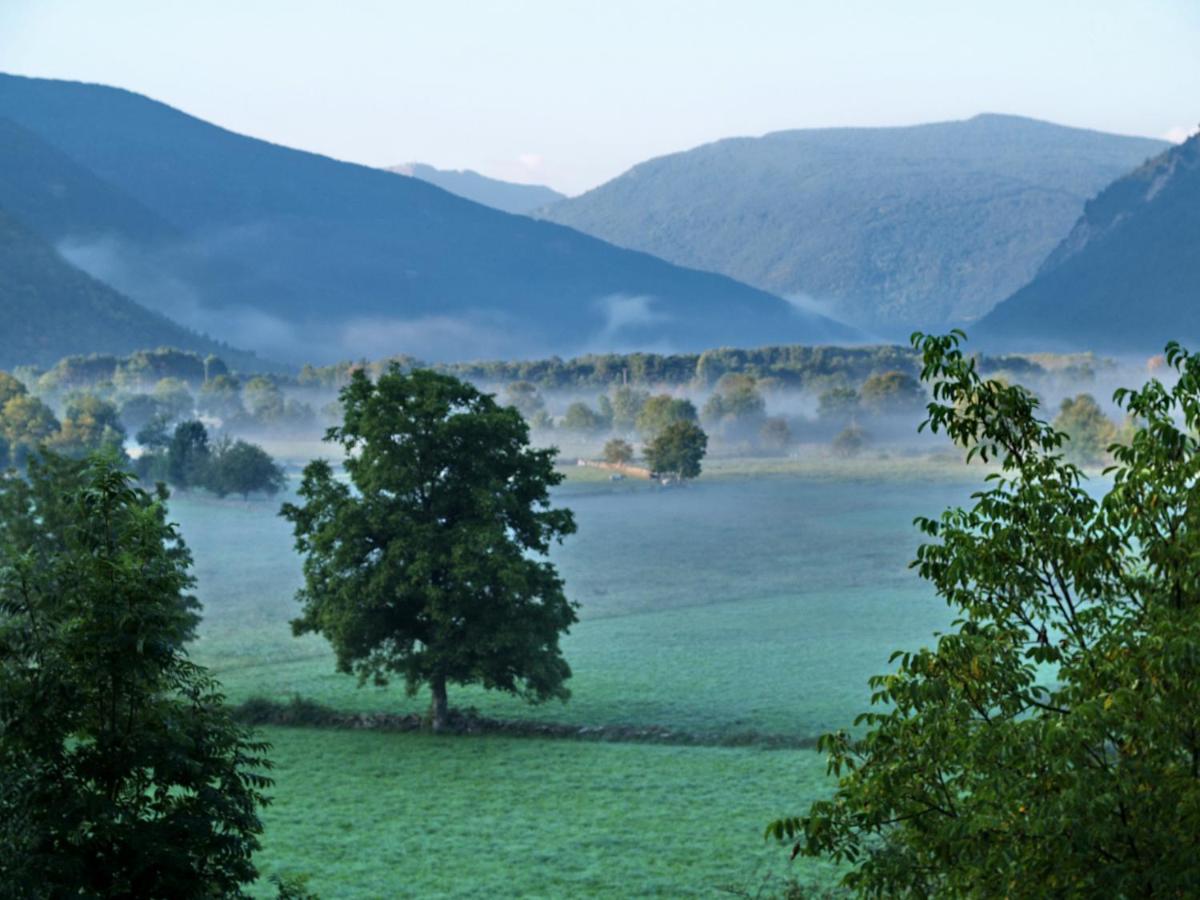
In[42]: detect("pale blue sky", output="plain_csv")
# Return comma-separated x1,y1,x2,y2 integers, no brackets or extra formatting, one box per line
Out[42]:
2,0,1197,194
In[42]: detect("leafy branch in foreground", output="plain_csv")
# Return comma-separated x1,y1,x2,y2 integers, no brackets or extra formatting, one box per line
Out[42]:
769,332,1200,896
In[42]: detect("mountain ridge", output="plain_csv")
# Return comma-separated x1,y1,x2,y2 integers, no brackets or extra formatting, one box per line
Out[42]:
0,72,857,364
539,114,1167,332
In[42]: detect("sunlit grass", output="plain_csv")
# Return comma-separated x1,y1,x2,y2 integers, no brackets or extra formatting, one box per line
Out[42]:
252,728,841,898
166,470,981,895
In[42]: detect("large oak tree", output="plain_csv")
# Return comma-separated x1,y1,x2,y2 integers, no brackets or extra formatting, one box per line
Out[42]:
282,368,577,732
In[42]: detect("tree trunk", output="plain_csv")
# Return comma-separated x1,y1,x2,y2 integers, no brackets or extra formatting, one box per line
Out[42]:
429,673,449,733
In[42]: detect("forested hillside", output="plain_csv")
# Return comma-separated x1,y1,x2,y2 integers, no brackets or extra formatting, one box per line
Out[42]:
0,208,259,370
977,133,1200,351
540,115,1166,332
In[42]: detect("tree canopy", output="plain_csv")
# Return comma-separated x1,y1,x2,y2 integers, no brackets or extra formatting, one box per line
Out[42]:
645,420,707,481
0,453,271,896
770,332,1200,895
282,367,578,732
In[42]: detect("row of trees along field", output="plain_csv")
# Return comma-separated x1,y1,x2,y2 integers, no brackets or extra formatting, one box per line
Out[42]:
294,343,1103,392
2,337,1167,896
15,344,1132,463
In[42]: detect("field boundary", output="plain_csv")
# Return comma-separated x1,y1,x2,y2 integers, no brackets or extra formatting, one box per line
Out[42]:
234,696,820,750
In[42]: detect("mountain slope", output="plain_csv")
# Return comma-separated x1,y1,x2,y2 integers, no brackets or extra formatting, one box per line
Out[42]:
975,134,1200,352
0,117,177,244
0,207,261,370
539,115,1167,331
0,73,857,363
387,163,565,214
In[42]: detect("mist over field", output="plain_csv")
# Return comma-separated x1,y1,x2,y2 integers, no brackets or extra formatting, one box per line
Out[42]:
2,2,1197,896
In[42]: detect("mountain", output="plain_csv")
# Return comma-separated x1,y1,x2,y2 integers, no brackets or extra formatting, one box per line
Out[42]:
0,207,260,371
0,117,176,244
538,115,1167,332
387,163,565,214
975,134,1200,353
0,74,857,364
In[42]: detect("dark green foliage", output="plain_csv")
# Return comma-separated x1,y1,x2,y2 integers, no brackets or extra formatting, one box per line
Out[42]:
281,368,578,731
0,73,854,362
542,115,1166,329
602,438,634,466
0,454,271,897
1053,393,1118,465
636,395,698,441
771,332,1200,895
167,420,211,489
645,421,708,480
979,133,1200,351
208,437,287,499
135,416,172,450
134,420,283,500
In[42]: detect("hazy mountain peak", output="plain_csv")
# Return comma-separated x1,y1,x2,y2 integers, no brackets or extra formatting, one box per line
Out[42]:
385,162,565,215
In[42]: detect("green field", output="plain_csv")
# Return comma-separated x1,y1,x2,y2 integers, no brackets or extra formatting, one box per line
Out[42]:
170,468,979,896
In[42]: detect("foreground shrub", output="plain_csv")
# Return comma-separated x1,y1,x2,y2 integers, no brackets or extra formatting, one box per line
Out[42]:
771,333,1200,895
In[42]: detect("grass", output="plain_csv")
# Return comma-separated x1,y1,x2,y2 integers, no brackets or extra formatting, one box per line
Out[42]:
252,728,841,899
164,467,985,895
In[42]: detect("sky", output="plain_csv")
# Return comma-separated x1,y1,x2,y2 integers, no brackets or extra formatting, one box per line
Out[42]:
2,0,1198,195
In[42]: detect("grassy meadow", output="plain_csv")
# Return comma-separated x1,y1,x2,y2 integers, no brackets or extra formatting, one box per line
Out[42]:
170,463,980,896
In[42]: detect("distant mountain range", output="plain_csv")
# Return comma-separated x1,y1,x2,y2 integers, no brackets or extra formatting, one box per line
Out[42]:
976,133,1200,353
538,115,1167,333
0,73,855,366
386,163,564,214
0,207,258,370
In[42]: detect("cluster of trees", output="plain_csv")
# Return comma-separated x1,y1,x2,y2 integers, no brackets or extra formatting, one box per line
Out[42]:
18,351,318,443
0,368,286,499
135,420,286,499
0,372,125,467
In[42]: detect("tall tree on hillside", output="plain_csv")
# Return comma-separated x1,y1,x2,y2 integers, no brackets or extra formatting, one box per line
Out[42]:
0,453,272,897
770,332,1200,895
282,368,578,732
